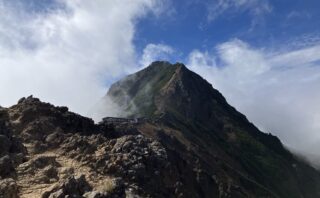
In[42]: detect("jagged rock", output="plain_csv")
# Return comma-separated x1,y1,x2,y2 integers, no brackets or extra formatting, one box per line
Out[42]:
48,189,64,198
83,178,126,198
45,131,65,147
9,137,27,156
42,175,92,198
8,96,98,143
0,135,10,157
83,191,102,198
10,153,25,166
0,178,18,198
31,156,59,169
100,135,167,181
19,156,60,176
0,108,26,158
61,135,98,156
17,97,26,104
84,178,125,198
0,155,14,179
59,167,74,179
34,165,59,184
43,165,58,178
32,140,49,154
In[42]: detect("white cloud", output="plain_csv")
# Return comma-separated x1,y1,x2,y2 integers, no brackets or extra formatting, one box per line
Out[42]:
140,43,174,67
207,0,272,24
287,11,312,20
187,39,320,163
270,45,320,68
0,0,166,115
188,50,217,68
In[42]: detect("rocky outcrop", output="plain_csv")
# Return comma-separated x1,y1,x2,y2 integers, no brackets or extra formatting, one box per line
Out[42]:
51,132,175,197
0,108,26,181
41,175,92,198
0,96,182,197
8,96,98,143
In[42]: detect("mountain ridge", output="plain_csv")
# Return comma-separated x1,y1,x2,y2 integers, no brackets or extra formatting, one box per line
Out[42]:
104,61,320,197
1,61,320,197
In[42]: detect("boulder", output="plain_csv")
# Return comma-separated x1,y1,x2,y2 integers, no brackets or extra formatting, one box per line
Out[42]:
84,178,125,198
42,175,92,198
33,165,59,184
0,178,18,198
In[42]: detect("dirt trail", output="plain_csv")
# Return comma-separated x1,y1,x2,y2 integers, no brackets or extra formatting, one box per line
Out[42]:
16,144,109,198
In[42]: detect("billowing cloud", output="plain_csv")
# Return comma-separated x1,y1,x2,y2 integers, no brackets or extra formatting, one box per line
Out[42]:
0,0,165,115
187,39,320,164
140,43,175,67
89,43,175,121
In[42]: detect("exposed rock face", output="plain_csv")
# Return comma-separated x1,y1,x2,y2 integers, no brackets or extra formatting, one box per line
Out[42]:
1,62,320,197
0,96,181,197
8,96,98,143
104,61,320,198
0,107,26,181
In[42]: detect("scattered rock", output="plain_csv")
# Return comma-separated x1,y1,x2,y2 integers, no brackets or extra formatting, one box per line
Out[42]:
18,156,60,177
42,175,92,198
59,167,74,179
84,178,125,198
0,178,18,198
35,165,59,184
31,156,59,170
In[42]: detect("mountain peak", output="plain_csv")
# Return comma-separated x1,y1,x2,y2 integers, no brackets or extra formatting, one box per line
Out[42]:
3,62,320,198
105,61,221,120
147,61,186,69
99,61,320,197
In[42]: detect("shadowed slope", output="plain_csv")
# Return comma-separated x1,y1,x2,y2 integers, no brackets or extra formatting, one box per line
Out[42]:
104,61,320,198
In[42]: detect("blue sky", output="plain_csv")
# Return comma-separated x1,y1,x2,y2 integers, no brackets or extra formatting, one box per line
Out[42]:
135,0,320,59
0,0,320,161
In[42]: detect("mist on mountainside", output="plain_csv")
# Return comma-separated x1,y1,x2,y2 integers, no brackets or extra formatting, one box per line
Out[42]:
1,2,320,197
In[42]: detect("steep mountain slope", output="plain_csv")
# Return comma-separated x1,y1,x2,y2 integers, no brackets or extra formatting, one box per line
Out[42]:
104,61,320,198
1,62,320,198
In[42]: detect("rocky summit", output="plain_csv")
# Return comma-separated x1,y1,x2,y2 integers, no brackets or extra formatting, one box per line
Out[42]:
1,62,320,198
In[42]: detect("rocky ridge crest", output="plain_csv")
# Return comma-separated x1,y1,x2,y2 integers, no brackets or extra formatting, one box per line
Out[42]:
0,96,177,198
